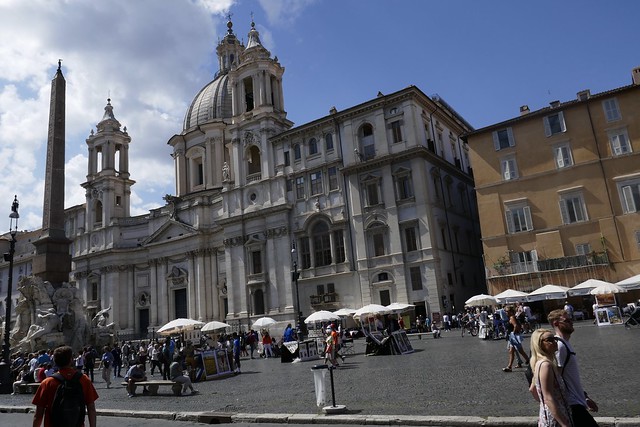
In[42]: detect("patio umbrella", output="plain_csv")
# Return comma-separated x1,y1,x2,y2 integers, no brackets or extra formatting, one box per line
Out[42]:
590,282,628,295
353,304,390,318
201,320,232,333
385,302,415,313
157,318,204,335
568,279,614,296
304,310,339,324
494,289,528,303
615,273,640,291
252,317,277,329
527,284,570,302
333,308,356,317
464,294,498,306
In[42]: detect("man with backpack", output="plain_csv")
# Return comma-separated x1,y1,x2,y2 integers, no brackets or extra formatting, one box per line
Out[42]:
32,345,98,427
548,309,599,426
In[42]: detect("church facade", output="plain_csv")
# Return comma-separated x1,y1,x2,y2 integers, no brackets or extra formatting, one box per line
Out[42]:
3,19,485,338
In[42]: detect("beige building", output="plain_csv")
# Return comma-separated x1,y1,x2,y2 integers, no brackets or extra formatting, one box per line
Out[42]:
466,67,640,301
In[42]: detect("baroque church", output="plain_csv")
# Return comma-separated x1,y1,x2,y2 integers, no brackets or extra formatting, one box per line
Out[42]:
4,18,486,338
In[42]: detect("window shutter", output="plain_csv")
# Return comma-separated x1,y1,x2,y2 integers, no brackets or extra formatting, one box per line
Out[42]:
507,127,515,147
505,209,515,234
543,117,552,137
523,206,533,230
612,135,622,155
558,112,566,132
559,199,569,224
530,249,539,271
509,159,517,179
503,160,511,180
555,147,564,167
492,131,501,151
622,185,637,213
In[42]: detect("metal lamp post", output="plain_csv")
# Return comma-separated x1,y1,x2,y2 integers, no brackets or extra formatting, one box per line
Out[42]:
291,243,302,339
0,195,19,394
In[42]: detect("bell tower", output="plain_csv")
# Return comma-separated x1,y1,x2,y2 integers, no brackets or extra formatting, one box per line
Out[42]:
81,99,135,231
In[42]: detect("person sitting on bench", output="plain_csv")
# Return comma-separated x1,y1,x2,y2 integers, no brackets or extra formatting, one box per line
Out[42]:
169,358,197,395
124,363,147,397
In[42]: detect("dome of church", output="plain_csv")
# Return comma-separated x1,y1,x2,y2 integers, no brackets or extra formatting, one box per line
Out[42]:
183,72,233,131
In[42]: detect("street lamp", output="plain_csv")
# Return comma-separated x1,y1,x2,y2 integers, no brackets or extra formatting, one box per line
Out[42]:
0,195,19,394
291,242,303,339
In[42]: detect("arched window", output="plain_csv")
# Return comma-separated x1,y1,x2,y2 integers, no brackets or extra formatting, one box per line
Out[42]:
294,144,301,161
312,221,332,267
359,124,375,160
247,146,261,175
94,201,103,227
308,138,318,156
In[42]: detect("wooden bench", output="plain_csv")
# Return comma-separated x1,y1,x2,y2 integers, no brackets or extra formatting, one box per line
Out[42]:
16,382,41,394
121,380,182,396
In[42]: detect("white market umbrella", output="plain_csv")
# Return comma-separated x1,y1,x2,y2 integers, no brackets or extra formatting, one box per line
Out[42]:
464,294,498,307
304,310,339,324
157,318,204,335
616,273,640,291
527,284,570,302
333,308,356,317
494,289,529,304
353,304,390,318
590,282,628,295
201,320,232,333
568,279,614,296
252,317,277,329
385,302,415,313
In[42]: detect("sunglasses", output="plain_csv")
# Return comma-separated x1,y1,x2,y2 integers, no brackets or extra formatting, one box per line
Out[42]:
541,336,558,343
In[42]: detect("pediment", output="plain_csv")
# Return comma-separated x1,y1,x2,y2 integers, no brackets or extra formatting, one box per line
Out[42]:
142,220,198,245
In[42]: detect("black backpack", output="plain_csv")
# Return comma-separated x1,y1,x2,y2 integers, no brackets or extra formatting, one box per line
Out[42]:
51,371,86,427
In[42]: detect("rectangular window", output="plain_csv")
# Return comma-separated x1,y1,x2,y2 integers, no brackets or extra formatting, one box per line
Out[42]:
441,228,448,250
284,151,290,166
576,243,592,256
174,289,188,319
310,171,323,195
325,134,334,151
328,167,338,191
327,283,335,294
559,192,587,224
251,250,262,274
396,174,414,200
391,120,403,143
501,156,518,180
543,111,566,136
619,180,640,213
404,226,418,252
366,181,380,206
505,203,533,233
300,237,311,269
286,179,293,192
373,233,385,257
492,128,515,150
334,230,345,263
554,143,573,168
295,176,305,199
602,98,621,122
608,128,632,156
316,284,325,295
294,144,301,160
410,266,423,290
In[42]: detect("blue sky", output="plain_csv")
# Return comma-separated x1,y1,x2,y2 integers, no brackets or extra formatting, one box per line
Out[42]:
0,0,638,234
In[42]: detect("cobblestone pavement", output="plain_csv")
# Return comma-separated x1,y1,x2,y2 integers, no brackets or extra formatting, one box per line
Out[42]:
1,322,639,421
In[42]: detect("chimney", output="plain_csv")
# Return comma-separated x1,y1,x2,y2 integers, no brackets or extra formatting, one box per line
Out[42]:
577,90,591,101
550,100,561,108
633,66,640,85
519,105,530,116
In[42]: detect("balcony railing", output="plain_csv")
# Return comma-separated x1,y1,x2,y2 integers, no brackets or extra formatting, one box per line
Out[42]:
310,292,340,306
246,172,262,183
492,251,609,277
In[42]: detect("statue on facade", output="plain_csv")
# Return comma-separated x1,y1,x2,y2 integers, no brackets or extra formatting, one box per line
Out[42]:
222,161,231,182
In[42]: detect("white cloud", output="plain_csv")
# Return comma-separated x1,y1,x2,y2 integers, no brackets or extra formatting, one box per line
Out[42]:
257,0,317,26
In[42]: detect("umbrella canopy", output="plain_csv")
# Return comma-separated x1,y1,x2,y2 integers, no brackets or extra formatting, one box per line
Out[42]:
353,304,390,317
494,289,528,303
527,284,570,301
568,279,614,296
157,318,204,335
333,308,356,317
252,317,277,329
304,310,339,324
590,282,628,295
615,273,640,290
385,302,415,313
464,294,498,307
201,321,231,333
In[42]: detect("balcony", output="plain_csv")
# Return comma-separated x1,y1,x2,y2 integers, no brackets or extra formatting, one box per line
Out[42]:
310,292,340,307
492,251,609,277
246,172,262,183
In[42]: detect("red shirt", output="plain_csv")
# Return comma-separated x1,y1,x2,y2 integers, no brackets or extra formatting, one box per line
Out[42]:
32,367,99,427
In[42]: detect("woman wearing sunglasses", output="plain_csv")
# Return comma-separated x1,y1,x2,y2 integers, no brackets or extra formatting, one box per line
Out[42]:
529,329,573,427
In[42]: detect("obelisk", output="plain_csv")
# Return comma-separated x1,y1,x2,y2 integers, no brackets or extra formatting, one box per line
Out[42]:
32,60,72,285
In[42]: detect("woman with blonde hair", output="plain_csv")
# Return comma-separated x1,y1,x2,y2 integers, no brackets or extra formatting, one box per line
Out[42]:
529,328,573,427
